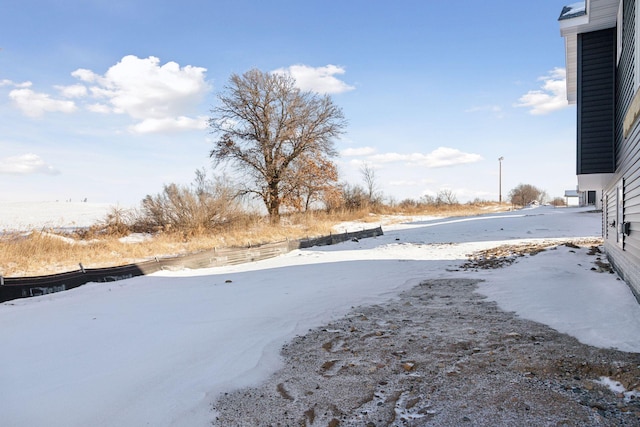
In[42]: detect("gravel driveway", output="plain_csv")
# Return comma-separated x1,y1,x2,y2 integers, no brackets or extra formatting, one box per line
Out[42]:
212,243,640,427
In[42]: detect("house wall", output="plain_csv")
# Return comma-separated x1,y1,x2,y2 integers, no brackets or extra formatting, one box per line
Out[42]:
578,28,616,175
616,0,636,147
605,118,640,277
603,0,640,296
606,242,640,298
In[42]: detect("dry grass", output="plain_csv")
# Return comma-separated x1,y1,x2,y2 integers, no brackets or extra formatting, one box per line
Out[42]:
0,202,509,277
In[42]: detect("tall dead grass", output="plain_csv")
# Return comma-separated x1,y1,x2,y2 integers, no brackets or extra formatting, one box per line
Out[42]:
0,212,338,277
0,202,509,277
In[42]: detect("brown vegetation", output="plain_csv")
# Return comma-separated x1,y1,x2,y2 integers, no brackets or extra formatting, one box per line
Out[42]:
0,202,509,278
508,183,548,207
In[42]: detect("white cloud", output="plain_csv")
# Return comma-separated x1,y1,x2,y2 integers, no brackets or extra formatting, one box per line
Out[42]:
86,56,209,117
71,68,99,83
389,180,419,186
71,55,211,133
87,103,111,114
8,88,77,118
389,178,435,186
129,115,208,134
367,147,482,168
516,68,569,115
5,55,210,132
56,84,88,98
0,80,32,88
347,158,366,168
0,153,60,175
274,64,355,94
341,146,377,156
367,152,406,163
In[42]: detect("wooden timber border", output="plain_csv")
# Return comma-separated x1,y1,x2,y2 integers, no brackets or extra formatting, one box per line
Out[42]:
0,226,383,303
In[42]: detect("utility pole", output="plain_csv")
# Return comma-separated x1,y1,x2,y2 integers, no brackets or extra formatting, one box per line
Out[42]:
498,156,504,204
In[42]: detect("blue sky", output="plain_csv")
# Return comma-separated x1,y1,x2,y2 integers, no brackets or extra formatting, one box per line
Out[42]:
1,1,577,206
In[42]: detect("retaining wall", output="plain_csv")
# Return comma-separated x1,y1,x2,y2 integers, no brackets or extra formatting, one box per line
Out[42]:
0,226,383,303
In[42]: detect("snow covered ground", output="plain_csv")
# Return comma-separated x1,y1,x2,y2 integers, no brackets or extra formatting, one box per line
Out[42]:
0,201,114,230
1,205,639,427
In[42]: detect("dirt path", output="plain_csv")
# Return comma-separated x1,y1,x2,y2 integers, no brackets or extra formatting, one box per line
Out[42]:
212,250,640,426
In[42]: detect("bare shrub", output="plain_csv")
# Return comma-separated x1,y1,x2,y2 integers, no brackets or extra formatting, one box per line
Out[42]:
508,184,546,207
138,172,240,235
339,183,369,211
435,189,458,206
398,198,420,209
71,206,136,240
103,206,135,236
420,194,436,205
467,198,491,206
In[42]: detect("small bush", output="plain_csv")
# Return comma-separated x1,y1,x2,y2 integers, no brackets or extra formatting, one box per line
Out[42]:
137,172,240,235
435,189,458,206
339,183,370,211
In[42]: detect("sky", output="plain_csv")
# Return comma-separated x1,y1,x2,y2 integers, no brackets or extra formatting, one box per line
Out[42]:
2,205,639,426
1,1,578,206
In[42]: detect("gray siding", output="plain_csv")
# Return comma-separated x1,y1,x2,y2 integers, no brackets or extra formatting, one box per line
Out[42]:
616,0,636,153
605,191,614,241
627,170,640,257
617,121,640,257
607,242,640,298
605,0,640,297
578,28,616,175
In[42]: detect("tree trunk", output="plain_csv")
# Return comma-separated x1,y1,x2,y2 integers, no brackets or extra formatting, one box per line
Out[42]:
268,204,280,224
267,181,281,224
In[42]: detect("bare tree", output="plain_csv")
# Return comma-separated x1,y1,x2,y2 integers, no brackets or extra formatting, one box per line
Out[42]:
538,190,549,205
208,69,347,222
360,162,380,204
508,183,543,207
435,189,458,206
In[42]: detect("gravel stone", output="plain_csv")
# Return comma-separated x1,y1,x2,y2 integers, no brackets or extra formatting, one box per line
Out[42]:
212,244,640,427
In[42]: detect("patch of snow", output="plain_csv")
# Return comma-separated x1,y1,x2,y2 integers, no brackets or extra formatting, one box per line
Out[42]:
1,206,638,426
118,233,153,244
594,377,640,402
0,201,115,231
